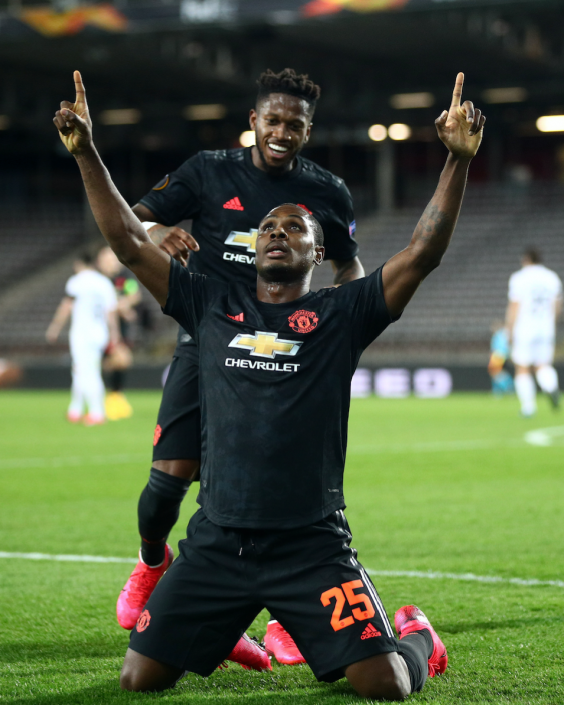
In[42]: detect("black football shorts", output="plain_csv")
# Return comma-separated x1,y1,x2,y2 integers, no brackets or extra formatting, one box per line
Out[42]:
128,509,399,682
152,347,201,462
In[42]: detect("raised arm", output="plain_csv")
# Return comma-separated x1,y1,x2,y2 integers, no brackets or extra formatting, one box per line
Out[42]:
382,73,485,318
53,72,170,307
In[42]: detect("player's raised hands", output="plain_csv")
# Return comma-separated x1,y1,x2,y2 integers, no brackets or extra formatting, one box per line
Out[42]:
53,70,93,155
435,73,485,159
155,225,200,266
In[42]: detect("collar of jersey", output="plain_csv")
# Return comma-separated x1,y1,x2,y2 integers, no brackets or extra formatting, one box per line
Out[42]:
253,289,315,310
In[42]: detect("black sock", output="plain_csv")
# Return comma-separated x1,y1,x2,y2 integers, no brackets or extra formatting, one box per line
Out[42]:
111,370,125,392
138,468,191,566
397,630,432,693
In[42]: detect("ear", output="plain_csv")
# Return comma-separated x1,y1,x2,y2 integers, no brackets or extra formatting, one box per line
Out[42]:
314,246,325,266
304,122,313,144
249,108,257,130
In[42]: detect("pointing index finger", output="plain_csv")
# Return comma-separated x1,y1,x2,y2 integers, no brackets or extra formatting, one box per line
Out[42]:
74,70,87,106
450,72,464,108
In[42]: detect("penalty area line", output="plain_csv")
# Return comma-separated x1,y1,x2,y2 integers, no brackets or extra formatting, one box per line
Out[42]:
1,552,562,588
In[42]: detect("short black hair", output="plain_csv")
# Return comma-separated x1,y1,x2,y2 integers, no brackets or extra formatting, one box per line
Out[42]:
78,251,94,265
523,247,541,264
256,68,321,114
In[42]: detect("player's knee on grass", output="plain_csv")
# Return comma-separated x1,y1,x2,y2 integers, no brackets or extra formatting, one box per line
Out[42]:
120,648,183,692
344,652,411,701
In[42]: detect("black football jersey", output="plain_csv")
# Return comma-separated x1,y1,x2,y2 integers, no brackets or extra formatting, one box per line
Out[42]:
139,148,358,356
163,258,395,530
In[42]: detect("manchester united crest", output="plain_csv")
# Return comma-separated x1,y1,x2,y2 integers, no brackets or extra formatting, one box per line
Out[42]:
136,609,151,632
288,310,319,334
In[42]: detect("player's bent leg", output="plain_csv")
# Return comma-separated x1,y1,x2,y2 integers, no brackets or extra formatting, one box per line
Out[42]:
138,462,199,566
117,466,195,629
344,652,411,701
120,647,184,692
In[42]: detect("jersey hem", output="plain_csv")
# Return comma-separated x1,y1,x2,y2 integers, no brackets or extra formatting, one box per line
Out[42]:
198,497,346,530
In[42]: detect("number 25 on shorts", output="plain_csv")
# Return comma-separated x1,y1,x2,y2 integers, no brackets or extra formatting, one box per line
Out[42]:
320,580,375,632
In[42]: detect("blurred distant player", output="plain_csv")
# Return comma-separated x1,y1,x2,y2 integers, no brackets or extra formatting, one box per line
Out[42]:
488,321,513,396
46,252,120,425
97,246,142,420
506,248,562,416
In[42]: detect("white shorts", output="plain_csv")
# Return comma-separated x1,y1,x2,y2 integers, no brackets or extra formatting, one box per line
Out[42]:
511,336,555,367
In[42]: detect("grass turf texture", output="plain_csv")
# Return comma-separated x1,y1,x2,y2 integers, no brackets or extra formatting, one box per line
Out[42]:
1,390,563,704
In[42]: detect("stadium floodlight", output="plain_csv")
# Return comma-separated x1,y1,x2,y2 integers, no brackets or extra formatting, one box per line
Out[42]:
0,115,9,130
99,109,141,126
368,124,387,142
390,92,434,110
183,104,226,121
388,123,411,141
536,115,564,133
239,130,256,147
482,87,527,104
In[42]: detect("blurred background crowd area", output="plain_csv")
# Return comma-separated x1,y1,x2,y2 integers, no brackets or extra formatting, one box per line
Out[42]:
0,0,563,383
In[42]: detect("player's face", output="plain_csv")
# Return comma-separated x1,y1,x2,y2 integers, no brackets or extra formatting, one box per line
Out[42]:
249,94,312,172
255,205,324,281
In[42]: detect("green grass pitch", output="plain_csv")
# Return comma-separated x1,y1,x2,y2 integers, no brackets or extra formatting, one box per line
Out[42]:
1,390,563,704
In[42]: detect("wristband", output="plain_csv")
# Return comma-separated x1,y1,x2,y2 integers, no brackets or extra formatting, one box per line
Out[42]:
142,221,158,231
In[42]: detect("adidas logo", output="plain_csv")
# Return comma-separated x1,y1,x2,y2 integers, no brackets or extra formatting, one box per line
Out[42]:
227,313,245,322
223,197,244,211
360,624,381,640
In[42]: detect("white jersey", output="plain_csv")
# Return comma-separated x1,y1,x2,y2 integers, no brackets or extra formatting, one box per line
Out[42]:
65,269,117,347
508,264,562,339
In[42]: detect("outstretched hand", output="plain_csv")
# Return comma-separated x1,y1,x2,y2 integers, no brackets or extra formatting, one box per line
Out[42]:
53,70,93,155
156,225,200,267
435,73,485,159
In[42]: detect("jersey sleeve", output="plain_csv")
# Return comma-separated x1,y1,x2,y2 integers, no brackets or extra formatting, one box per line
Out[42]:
138,153,205,226
321,180,359,262
163,258,227,339
342,266,396,351
64,275,78,298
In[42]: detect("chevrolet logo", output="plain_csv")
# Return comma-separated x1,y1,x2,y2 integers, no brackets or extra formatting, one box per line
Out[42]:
224,229,258,253
228,331,302,359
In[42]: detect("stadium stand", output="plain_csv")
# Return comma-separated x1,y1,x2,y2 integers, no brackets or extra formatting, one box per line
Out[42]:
1,184,563,361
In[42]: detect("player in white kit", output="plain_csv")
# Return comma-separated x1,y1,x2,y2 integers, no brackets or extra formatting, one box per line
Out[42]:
506,248,563,416
46,252,120,425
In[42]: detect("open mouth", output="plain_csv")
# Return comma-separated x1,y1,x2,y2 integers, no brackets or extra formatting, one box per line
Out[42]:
266,243,289,258
267,142,290,158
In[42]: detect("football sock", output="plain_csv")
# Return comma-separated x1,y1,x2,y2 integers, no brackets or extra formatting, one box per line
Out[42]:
138,468,191,566
397,629,432,693
111,369,125,393
535,365,559,394
515,372,537,416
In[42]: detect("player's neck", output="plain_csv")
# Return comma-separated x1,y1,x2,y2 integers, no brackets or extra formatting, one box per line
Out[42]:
256,277,310,304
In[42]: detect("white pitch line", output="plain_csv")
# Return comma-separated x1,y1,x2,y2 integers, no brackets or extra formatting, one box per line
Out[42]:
0,453,147,470
0,551,137,564
524,425,564,447
365,569,564,589
1,552,562,589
